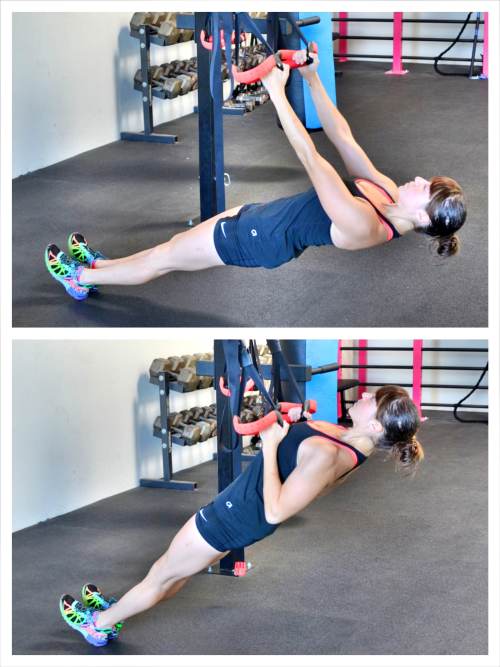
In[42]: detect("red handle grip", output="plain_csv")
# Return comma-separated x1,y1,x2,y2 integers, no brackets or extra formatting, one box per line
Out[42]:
232,44,318,85
278,399,317,415
233,409,283,436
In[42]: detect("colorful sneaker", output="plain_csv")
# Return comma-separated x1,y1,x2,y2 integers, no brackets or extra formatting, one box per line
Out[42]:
68,233,107,268
59,594,109,647
44,244,89,301
81,583,123,640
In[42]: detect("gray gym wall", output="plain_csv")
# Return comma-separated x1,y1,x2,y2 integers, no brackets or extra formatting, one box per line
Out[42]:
12,340,215,531
12,11,484,177
13,340,488,531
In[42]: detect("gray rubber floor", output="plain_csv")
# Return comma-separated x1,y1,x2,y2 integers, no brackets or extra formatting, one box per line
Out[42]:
12,62,487,327
12,412,488,655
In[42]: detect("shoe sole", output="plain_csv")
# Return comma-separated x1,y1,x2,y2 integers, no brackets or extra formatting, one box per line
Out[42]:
44,246,89,301
59,595,108,647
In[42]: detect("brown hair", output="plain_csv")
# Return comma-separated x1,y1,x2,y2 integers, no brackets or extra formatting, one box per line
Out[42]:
422,176,466,258
375,385,424,476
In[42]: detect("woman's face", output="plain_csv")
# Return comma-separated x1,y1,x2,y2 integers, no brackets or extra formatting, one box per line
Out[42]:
398,177,432,224
348,392,378,427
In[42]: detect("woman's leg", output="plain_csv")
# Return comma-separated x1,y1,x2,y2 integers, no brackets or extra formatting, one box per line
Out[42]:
93,514,229,630
88,205,244,272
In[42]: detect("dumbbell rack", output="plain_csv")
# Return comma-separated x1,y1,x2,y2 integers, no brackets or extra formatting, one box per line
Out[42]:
121,23,178,144
144,365,199,490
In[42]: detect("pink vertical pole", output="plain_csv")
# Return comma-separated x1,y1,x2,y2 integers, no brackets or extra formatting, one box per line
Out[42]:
358,339,367,398
386,12,408,76
337,341,343,418
338,12,348,62
482,13,488,78
412,340,423,418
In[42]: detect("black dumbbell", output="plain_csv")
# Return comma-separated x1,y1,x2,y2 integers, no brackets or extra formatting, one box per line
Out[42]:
134,67,181,99
180,353,213,388
172,60,198,91
130,12,154,31
190,406,217,435
155,14,181,45
162,61,194,95
180,408,214,441
167,413,202,445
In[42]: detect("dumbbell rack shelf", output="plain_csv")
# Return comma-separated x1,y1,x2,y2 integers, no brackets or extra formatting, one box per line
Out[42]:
121,23,178,144
133,81,177,101
129,27,179,48
143,367,200,490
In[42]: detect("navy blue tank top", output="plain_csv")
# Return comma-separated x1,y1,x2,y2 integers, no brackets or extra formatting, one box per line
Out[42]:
343,178,400,240
211,422,367,546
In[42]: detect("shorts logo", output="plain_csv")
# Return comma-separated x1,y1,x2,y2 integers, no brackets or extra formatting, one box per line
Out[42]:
225,501,233,509
251,229,258,237
221,221,227,238
199,508,208,522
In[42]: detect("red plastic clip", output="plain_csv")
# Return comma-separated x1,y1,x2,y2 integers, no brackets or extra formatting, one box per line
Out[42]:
233,561,248,577
219,376,255,397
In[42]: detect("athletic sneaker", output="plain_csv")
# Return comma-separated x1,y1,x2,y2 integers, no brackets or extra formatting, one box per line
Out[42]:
68,232,107,267
59,594,110,647
44,244,89,301
81,583,123,640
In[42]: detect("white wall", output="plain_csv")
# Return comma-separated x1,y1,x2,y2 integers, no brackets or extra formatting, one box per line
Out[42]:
12,339,216,531
12,12,487,177
340,339,488,412
12,12,199,177
334,12,486,67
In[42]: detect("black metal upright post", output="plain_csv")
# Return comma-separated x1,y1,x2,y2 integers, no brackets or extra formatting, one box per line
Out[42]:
213,340,244,574
195,13,226,221
278,340,307,402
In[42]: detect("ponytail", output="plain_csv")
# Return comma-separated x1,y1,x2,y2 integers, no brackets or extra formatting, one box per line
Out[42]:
391,436,425,477
434,233,460,258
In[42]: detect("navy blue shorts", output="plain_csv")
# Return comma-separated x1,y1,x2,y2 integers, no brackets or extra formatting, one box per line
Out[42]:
213,204,306,269
195,502,236,552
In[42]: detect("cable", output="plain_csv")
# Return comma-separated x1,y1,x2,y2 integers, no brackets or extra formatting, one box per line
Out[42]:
453,362,488,424
433,13,472,76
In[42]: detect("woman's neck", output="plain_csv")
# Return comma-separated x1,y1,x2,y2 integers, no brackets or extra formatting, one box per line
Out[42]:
341,427,376,457
382,203,416,235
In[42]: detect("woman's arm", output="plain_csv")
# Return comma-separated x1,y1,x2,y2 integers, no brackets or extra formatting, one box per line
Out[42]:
296,53,398,196
260,422,338,524
262,66,376,245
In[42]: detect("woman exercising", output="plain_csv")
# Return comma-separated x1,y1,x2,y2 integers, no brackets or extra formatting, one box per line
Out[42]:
45,52,467,300
60,385,424,645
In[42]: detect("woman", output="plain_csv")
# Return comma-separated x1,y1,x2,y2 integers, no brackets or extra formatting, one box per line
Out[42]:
45,53,467,300
59,385,424,645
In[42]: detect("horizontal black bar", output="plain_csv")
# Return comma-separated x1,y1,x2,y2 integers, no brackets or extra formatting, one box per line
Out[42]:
338,35,483,43
297,16,321,28
335,54,482,63
345,400,488,409
356,382,488,390
420,403,488,409
333,18,484,25
341,347,487,352
311,362,339,375
340,364,487,371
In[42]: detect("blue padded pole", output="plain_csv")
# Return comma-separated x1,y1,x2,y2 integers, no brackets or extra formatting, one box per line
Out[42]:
299,11,337,129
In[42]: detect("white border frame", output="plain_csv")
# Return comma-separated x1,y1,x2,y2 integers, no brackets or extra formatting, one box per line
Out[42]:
1,1,498,666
